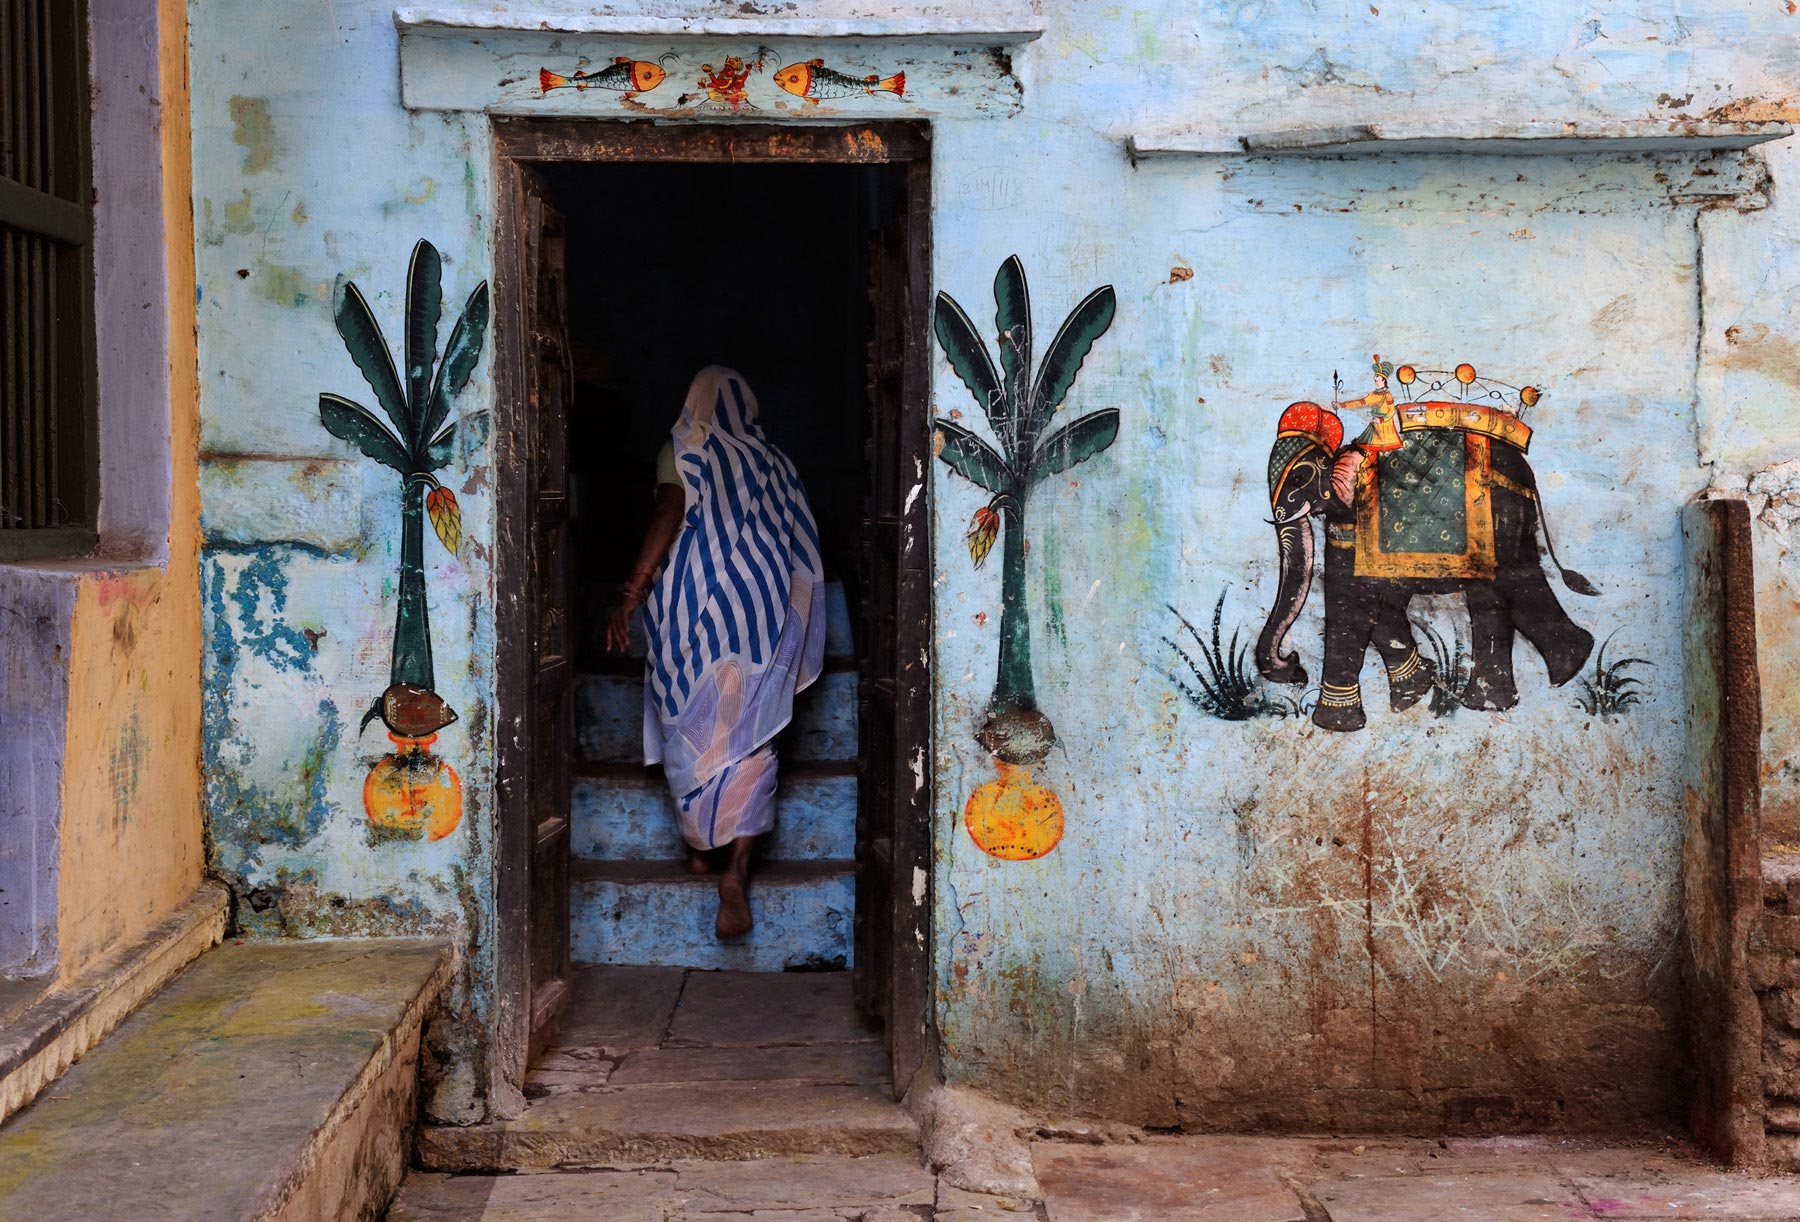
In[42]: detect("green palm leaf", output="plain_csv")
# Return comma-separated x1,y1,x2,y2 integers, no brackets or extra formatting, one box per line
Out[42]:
1029,285,1116,438
934,418,1015,495
425,423,457,468
422,282,491,448
320,393,409,472
404,240,443,441
993,256,1031,452
1032,408,1120,483
333,281,409,440
933,291,1009,456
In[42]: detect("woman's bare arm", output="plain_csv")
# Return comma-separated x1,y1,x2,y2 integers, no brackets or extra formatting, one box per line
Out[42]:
606,484,686,653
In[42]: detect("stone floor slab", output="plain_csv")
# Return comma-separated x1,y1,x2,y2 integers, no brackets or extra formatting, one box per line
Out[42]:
670,970,879,1047
611,1041,890,1086
1034,1138,1306,1221
1560,1166,1800,1218
1309,1171,1583,1221
552,964,686,1055
388,1168,678,1220
669,1152,934,1210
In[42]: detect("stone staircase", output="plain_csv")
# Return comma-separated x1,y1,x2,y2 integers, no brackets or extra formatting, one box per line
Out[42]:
571,582,860,971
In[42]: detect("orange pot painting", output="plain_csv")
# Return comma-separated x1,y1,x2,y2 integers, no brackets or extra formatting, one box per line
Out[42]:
964,762,1064,861
364,733,463,842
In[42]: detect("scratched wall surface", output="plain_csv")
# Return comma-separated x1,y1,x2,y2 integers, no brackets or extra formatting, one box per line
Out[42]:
188,0,1800,1128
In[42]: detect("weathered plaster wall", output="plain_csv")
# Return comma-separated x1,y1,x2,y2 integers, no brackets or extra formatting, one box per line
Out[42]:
189,0,495,1119
0,0,206,984
925,0,1800,1131
186,0,1800,1129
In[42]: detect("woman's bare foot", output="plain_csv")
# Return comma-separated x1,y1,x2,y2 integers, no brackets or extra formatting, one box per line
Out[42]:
685,848,712,875
715,872,753,938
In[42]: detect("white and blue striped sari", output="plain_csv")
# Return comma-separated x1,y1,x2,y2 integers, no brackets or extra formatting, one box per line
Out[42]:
642,367,826,850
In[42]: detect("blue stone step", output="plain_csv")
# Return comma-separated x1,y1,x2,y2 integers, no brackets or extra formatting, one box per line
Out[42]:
570,859,854,972
575,670,859,765
572,763,856,862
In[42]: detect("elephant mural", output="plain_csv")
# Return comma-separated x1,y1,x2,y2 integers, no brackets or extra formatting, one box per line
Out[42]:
1253,360,1596,732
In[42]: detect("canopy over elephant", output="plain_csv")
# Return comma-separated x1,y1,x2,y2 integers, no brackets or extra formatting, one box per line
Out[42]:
1253,373,1596,732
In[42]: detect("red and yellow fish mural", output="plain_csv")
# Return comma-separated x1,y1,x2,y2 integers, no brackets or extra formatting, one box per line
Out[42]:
772,59,906,105
538,56,671,101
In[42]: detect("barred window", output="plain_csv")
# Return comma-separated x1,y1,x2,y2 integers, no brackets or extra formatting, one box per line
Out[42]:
0,0,94,558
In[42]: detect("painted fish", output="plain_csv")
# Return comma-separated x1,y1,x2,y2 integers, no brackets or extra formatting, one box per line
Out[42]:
539,58,668,97
772,59,905,105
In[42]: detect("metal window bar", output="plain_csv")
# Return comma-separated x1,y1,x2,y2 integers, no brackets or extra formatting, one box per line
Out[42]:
0,0,94,556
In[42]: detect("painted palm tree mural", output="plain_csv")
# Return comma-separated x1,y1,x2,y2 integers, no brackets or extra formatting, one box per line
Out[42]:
319,238,489,842
934,256,1118,860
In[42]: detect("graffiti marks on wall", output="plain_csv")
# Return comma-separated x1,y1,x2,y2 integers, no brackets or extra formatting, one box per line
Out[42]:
1252,356,1599,733
318,238,489,841
934,256,1118,860
533,50,909,114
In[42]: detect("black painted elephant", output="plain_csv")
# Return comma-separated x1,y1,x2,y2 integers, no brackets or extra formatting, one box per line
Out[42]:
1254,398,1595,732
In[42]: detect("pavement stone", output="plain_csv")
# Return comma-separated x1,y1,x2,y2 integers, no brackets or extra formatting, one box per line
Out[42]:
392,1134,1800,1220
1034,1137,1305,1221
670,970,880,1047
389,1169,676,1220
1559,1165,1800,1218
611,1041,890,1086
669,1152,935,1211
551,964,686,1055
1308,1171,1580,1220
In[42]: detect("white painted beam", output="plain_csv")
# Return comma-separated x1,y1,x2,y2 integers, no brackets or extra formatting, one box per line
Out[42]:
392,7,1047,45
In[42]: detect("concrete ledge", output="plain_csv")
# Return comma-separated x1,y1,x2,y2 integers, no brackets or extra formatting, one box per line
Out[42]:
0,937,454,1221
0,880,229,1124
1130,119,1795,159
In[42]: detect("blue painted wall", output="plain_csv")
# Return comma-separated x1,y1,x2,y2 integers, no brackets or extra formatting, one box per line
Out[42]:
189,0,1800,1126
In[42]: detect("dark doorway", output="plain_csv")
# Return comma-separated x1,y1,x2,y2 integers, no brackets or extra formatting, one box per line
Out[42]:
491,123,933,1112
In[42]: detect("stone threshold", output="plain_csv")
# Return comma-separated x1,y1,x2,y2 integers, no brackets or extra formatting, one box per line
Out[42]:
0,879,229,1125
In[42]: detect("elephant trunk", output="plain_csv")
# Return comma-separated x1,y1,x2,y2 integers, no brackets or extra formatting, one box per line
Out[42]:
1256,518,1313,685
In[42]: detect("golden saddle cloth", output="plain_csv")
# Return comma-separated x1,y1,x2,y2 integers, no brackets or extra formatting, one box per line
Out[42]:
1352,403,1531,581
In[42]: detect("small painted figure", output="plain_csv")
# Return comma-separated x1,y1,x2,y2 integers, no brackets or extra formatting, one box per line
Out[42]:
1328,354,1402,504
539,58,670,101
772,59,906,105
691,56,758,112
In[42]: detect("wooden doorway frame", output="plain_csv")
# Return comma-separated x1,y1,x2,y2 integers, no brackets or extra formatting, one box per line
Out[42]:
489,120,936,1111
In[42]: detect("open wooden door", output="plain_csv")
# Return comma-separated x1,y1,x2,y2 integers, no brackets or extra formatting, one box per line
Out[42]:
854,160,933,1097
520,168,574,1062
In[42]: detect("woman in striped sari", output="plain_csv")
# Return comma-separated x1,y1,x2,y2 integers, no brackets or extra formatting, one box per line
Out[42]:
606,366,826,938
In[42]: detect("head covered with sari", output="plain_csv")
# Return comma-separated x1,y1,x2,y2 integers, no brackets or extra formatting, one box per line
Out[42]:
643,367,826,843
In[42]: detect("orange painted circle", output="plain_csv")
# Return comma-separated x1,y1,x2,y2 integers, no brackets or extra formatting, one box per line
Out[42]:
1395,365,1416,385
364,733,465,841
1520,385,1540,407
1454,363,1477,384
964,764,1065,861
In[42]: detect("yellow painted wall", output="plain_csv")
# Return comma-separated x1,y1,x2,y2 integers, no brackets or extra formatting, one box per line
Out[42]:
53,0,203,983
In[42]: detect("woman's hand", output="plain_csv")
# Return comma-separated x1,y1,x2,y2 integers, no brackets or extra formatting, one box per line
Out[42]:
605,591,643,654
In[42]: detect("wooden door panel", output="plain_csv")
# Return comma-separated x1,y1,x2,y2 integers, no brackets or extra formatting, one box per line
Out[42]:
522,170,573,1058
